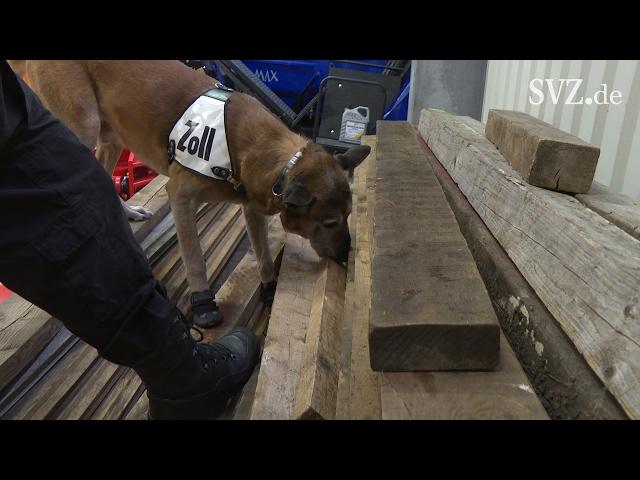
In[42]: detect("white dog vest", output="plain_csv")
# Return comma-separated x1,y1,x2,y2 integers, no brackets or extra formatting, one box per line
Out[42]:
168,89,239,185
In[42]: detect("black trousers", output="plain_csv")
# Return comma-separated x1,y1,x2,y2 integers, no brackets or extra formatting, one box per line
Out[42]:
0,61,173,365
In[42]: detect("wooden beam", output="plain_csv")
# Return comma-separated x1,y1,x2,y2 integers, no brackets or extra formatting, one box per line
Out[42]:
8,341,98,419
250,234,321,420
381,332,549,419
419,108,640,419
335,174,358,420
89,368,142,420
576,182,640,241
293,259,346,420
55,358,121,420
0,301,61,393
416,130,626,419
485,110,599,194
347,135,382,419
369,121,500,371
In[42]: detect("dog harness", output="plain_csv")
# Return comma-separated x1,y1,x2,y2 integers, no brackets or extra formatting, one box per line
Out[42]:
168,87,242,189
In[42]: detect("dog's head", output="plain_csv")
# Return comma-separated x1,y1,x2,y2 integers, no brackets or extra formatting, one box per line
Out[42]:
278,143,370,263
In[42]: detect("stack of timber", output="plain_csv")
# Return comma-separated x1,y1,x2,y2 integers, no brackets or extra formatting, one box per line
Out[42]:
250,235,346,420
0,175,284,420
250,130,546,420
419,108,640,419
334,132,548,420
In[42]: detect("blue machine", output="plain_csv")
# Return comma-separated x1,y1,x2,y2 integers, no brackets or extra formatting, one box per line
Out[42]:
210,60,410,121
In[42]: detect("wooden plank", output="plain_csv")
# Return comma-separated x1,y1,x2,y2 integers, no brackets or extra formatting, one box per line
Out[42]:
576,182,640,241
89,368,142,420
54,359,121,420
0,300,61,393
127,174,171,242
293,259,346,420
335,178,357,420
369,121,500,371
141,203,212,265
123,391,148,420
346,135,381,420
8,341,99,419
381,332,549,419
250,234,321,419
203,217,285,344
419,108,640,419
485,109,599,194
416,129,626,419
0,331,77,418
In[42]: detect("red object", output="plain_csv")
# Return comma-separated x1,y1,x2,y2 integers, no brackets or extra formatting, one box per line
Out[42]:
111,149,158,200
0,283,12,304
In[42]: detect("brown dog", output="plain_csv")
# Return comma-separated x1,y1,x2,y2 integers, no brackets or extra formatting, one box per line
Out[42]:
19,60,370,326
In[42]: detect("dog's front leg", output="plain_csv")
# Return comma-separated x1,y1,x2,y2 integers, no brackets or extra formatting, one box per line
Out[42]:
168,184,223,328
242,205,277,305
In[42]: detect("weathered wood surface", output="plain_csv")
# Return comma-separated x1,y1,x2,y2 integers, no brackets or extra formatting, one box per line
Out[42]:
346,135,382,419
250,234,321,420
369,121,500,371
335,178,357,420
127,174,171,242
416,130,626,419
381,332,549,419
576,182,640,241
293,259,346,420
203,217,285,344
0,301,61,394
419,108,640,419
485,110,599,194
7,340,97,419
90,367,142,420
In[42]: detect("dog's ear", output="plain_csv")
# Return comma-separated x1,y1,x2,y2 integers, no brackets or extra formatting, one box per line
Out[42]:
334,145,371,171
283,179,314,210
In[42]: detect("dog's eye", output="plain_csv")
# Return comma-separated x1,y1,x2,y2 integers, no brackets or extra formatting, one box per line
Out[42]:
322,218,339,228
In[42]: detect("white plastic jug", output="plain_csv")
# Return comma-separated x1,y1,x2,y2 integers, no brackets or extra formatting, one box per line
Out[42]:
339,106,370,144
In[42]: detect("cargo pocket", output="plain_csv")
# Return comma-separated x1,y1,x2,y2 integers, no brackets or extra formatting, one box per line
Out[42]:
30,201,101,262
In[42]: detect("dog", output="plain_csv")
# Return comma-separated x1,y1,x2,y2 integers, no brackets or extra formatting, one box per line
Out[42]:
17,60,370,327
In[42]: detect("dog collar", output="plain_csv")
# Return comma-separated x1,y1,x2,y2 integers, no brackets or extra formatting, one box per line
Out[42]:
272,151,303,202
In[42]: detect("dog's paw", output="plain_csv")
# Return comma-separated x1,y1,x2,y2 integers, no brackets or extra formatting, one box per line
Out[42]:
190,291,224,328
125,205,153,222
192,308,224,329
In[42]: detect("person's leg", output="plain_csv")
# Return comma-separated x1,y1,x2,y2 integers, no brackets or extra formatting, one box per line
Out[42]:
0,63,260,419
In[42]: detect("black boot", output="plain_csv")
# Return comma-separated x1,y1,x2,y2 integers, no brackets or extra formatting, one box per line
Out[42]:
100,287,261,419
190,290,224,328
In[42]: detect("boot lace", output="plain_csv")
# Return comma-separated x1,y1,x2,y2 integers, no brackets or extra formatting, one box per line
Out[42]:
172,307,236,370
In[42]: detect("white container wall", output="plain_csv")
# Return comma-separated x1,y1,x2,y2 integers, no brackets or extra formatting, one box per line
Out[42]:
482,60,640,200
